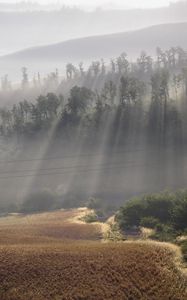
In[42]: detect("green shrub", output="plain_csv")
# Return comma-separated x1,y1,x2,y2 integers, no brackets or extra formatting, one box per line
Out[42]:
116,190,187,235
172,196,187,231
81,213,98,223
95,209,105,218
140,217,159,229
180,240,187,262
150,224,177,242
143,191,175,223
115,198,145,230
86,197,102,210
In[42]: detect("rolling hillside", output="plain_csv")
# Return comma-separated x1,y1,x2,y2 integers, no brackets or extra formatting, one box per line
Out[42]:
0,209,186,300
1,2,187,56
2,22,187,63
0,22,187,83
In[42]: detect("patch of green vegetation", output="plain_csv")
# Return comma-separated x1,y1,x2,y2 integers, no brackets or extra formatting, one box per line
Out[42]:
87,197,102,210
81,213,98,223
180,240,187,262
149,224,178,242
115,190,187,243
140,216,160,229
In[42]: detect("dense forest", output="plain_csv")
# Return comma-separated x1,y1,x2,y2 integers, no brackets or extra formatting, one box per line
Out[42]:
0,47,187,212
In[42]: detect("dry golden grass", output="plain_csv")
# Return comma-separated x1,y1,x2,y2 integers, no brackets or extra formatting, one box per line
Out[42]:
0,208,102,244
0,209,186,300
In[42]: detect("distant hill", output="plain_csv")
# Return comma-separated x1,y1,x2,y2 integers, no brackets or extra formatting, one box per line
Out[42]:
2,22,187,63
0,22,187,82
0,1,187,55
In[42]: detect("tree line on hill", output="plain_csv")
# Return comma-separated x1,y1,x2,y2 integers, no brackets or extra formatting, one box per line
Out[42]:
0,47,187,151
1,47,187,92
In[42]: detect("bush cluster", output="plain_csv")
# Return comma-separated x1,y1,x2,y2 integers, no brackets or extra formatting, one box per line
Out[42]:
116,190,187,236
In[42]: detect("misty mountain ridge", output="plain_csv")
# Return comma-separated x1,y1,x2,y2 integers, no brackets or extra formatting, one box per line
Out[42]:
0,22,187,82
0,1,187,55
2,22,187,63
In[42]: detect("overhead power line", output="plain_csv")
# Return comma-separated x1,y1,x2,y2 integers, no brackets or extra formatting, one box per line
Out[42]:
0,161,165,180
0,147,176,165
0,160,137,174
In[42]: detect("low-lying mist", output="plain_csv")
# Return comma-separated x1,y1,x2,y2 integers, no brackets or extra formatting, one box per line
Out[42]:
0,47,187,214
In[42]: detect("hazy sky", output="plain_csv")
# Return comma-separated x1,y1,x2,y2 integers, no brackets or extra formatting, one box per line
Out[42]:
2,0,181,9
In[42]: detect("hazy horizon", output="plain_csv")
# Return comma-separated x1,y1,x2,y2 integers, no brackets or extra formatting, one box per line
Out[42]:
0,0,187,81
0,0,184,10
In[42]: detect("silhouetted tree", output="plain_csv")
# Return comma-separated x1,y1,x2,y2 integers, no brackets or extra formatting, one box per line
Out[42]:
21,67,29,89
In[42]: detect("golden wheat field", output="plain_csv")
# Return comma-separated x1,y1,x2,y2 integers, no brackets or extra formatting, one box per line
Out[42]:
0,209,186,300
0,208,102,244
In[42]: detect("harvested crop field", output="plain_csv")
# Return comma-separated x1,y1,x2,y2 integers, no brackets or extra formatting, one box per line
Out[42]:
0,209,186,300
0,242,186,300
0,208,102,244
